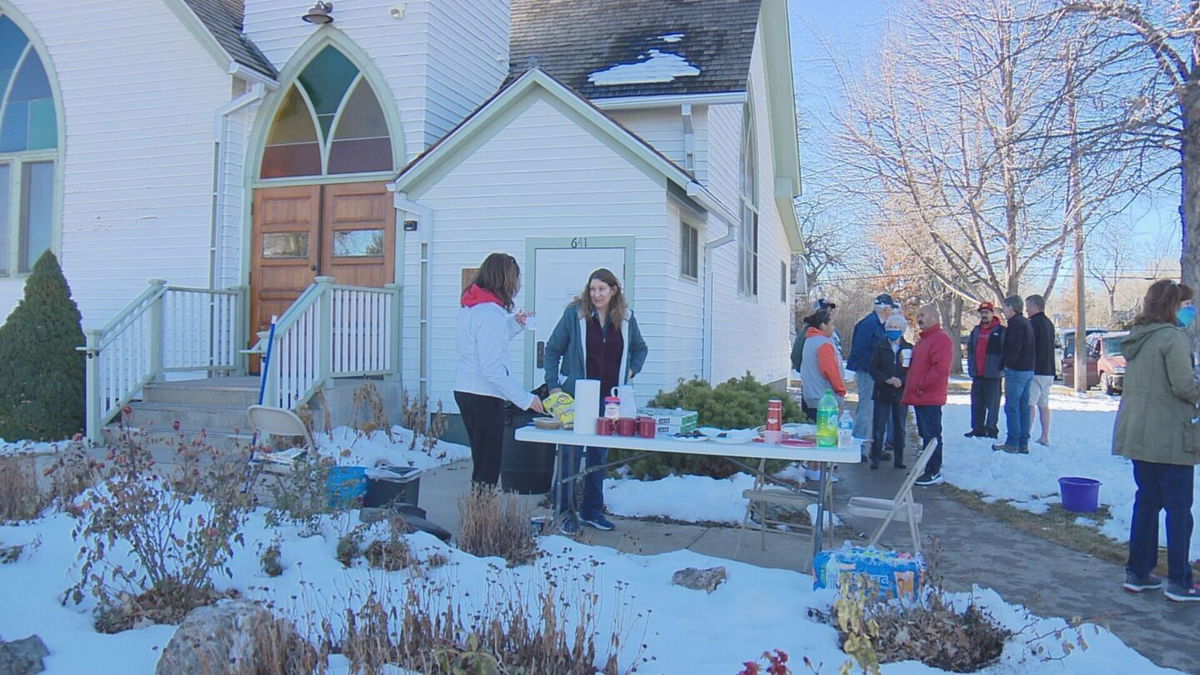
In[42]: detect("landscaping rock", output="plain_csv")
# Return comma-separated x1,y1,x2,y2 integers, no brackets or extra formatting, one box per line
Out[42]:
0,634,49,675
155,599,314,675
672,566,727,593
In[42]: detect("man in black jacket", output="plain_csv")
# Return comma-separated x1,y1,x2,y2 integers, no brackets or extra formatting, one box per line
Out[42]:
995,295,1035,453
965,302,1004,438
1026,294,1055,446
867,313,911,469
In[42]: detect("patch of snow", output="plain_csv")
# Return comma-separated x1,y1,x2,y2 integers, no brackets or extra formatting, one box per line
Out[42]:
658,32,684,43
587,49,700,86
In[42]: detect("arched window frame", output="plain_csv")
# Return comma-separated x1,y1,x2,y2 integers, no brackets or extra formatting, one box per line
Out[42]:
738,101,759,297
250,33,403,187
0,4,63,278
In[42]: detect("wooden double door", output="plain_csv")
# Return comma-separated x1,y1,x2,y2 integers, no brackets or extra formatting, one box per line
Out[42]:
250,181,395,362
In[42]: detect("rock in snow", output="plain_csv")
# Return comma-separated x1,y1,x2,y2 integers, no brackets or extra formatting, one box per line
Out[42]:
672,566,727,593
155,600,313,675
0,635,49,675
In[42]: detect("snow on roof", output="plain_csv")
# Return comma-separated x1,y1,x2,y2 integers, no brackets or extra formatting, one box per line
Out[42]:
587,49,701,86
658,33,685,43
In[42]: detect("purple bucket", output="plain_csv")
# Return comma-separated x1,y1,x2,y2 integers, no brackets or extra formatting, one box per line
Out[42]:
1058,477,1101,513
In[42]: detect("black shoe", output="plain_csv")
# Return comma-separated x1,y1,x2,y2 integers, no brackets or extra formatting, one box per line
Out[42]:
914,472,944,486
964,430,978,438
880,450,893,461
893,463,907,469
870,461,879,470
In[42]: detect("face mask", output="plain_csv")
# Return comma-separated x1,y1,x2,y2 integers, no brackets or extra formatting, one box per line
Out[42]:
886,329,903,341
1178,306,1197,327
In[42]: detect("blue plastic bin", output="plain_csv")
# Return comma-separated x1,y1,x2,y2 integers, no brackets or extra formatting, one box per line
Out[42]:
327,466,368,509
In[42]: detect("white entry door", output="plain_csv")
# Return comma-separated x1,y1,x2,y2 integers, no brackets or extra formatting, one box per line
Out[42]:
527,246,626,388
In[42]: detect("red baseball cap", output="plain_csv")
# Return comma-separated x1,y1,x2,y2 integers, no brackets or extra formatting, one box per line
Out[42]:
977,301,995,312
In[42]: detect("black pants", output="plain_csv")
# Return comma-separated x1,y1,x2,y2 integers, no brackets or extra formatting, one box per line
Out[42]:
913,405,943,475
871,400,906,466
454,391,505,487
969,377,1001,436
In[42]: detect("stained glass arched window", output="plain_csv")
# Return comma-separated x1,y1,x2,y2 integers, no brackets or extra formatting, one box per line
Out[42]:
0,13,58,276
261,46,393,179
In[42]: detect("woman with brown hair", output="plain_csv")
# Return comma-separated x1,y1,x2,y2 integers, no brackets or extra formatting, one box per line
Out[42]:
544,268,648,534
454,253,543,487
1113,279,1200,601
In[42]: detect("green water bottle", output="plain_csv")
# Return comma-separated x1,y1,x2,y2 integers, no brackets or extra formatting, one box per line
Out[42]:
816,390,838,447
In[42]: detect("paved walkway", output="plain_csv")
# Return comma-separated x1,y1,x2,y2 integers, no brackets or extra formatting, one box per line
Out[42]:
417,457,1196,673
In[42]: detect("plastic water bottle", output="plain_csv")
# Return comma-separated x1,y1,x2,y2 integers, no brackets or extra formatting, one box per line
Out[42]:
816,390,838,447
838,409,854,449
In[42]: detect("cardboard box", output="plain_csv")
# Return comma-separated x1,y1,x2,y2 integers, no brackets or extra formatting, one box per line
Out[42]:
637,407,698,434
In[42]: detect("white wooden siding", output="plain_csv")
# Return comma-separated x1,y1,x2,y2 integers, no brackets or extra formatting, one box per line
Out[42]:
402,97,679,412
245,0,508,162
708,25,792,387
704,104,742,214
0,0,234,326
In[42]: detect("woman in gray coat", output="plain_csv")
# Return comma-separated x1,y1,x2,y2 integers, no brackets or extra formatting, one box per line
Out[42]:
543,268,647,534
1113,279,1200,601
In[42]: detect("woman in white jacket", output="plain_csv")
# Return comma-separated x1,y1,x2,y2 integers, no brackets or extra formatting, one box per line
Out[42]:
454,253,544,486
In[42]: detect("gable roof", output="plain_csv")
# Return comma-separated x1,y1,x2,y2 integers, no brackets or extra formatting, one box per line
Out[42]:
392,68,734,222
180,0,277,78
508,0,761,100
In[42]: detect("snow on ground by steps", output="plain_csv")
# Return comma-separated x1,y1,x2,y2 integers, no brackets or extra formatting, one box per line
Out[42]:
0,509,1180,674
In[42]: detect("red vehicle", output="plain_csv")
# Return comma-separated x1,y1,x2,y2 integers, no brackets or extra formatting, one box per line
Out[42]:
1059,329,1105,389
1092,331,1128,395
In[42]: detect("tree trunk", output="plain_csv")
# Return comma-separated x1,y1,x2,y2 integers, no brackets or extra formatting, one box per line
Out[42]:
1182,88,1200,300
949,295,964,375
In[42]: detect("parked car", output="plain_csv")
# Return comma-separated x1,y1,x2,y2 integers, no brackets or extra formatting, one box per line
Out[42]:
1091,331,1129,395
1059,328,1107,389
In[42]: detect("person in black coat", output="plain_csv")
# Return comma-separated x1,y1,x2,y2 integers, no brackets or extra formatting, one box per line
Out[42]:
965,302,1005,438
867,313,912,469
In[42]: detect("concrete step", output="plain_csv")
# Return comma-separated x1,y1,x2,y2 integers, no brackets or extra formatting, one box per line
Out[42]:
142,377,261,407
101,424,255,452
123,401,255,436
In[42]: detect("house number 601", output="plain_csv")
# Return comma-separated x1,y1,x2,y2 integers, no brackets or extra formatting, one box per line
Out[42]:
570,237,588,248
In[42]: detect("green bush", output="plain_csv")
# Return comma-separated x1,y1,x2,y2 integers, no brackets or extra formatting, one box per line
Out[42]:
614,373,803,479
0,251,85,441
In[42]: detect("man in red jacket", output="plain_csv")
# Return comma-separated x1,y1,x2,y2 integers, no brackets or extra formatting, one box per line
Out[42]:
902,304,952,486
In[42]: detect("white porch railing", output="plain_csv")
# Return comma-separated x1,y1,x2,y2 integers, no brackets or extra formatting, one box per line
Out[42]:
256,277,402,410
81,280,246,440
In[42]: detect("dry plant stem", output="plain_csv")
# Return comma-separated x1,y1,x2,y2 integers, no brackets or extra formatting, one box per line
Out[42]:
0,454,43,521
351,380,392,441
457,484,538,566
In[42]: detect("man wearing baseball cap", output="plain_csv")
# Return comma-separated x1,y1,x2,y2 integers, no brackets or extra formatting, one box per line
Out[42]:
847,293,896,458
965,301,1005,438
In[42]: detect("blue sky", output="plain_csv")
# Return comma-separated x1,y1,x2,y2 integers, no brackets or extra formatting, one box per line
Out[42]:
785,0,1180,278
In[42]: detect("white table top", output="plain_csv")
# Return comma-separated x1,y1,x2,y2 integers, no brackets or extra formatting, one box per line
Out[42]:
514,426,863,464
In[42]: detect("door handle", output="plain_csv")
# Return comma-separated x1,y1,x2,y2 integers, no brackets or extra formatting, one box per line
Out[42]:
536,341,545,369
310,264,318,272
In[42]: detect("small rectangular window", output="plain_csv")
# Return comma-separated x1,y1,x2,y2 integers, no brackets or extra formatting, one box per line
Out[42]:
262,232,309,258
19,161,53,273
680,221,698,279
332,229,384,257
0,163,9,276
781,261,788,302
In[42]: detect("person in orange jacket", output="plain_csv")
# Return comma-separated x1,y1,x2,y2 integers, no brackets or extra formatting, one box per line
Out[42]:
902,304,952,486
798,309,846,420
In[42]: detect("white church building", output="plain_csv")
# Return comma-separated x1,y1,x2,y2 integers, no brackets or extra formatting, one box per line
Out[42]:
0,0,803,438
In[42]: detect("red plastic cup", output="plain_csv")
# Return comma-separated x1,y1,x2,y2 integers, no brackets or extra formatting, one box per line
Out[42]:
617,417,636,437
636,416,656,438
595,417,615,435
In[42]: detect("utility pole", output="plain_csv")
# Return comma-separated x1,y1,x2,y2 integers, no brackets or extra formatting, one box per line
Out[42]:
1066,48,1088,393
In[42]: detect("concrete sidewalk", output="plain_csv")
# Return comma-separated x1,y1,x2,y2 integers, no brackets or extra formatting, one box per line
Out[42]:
416,458,1196,673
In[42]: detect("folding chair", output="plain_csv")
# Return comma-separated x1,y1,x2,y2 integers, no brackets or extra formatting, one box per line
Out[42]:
246,405,316,474
736,458,831,554
843,439,936,553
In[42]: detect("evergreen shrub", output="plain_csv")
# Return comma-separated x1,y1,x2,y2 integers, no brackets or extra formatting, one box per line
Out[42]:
0,251,86,441
613,373,803,479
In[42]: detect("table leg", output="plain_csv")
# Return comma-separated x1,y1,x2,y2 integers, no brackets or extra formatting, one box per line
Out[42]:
811,461,831,572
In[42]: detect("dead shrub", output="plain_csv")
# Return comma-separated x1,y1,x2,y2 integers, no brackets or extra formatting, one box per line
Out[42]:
65,428,256,631
264,453,335,530
363,514,420,571
401,390,450,453
0,454,43,520
351,380,393,441
457,484,537,566
44,439,106,509
251,610,328,674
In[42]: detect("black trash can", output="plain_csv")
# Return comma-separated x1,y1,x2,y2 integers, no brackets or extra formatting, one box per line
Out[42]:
363,466,421,508
501,406,556,494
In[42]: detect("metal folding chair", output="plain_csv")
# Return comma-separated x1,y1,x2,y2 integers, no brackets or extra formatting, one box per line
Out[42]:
843,439,936,553
246,405,316,473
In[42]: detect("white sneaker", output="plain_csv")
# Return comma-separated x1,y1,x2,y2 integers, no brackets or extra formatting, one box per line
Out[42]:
804,468,839,483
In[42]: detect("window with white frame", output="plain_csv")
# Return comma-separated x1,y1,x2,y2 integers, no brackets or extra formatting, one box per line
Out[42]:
0,13,58,277
680,220,698,279
738,106,758,296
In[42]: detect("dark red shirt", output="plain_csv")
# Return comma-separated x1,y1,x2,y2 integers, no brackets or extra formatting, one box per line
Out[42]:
586,312,624,404
975,319,998,376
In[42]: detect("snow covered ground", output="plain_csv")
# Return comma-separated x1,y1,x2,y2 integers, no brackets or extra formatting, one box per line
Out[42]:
0,408,1190,673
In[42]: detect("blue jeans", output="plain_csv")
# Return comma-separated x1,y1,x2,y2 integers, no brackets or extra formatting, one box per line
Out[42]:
556,445,607,520
853,370,875,441
913,405,943,475
1003,369,1034,448
1128,460,1195,587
